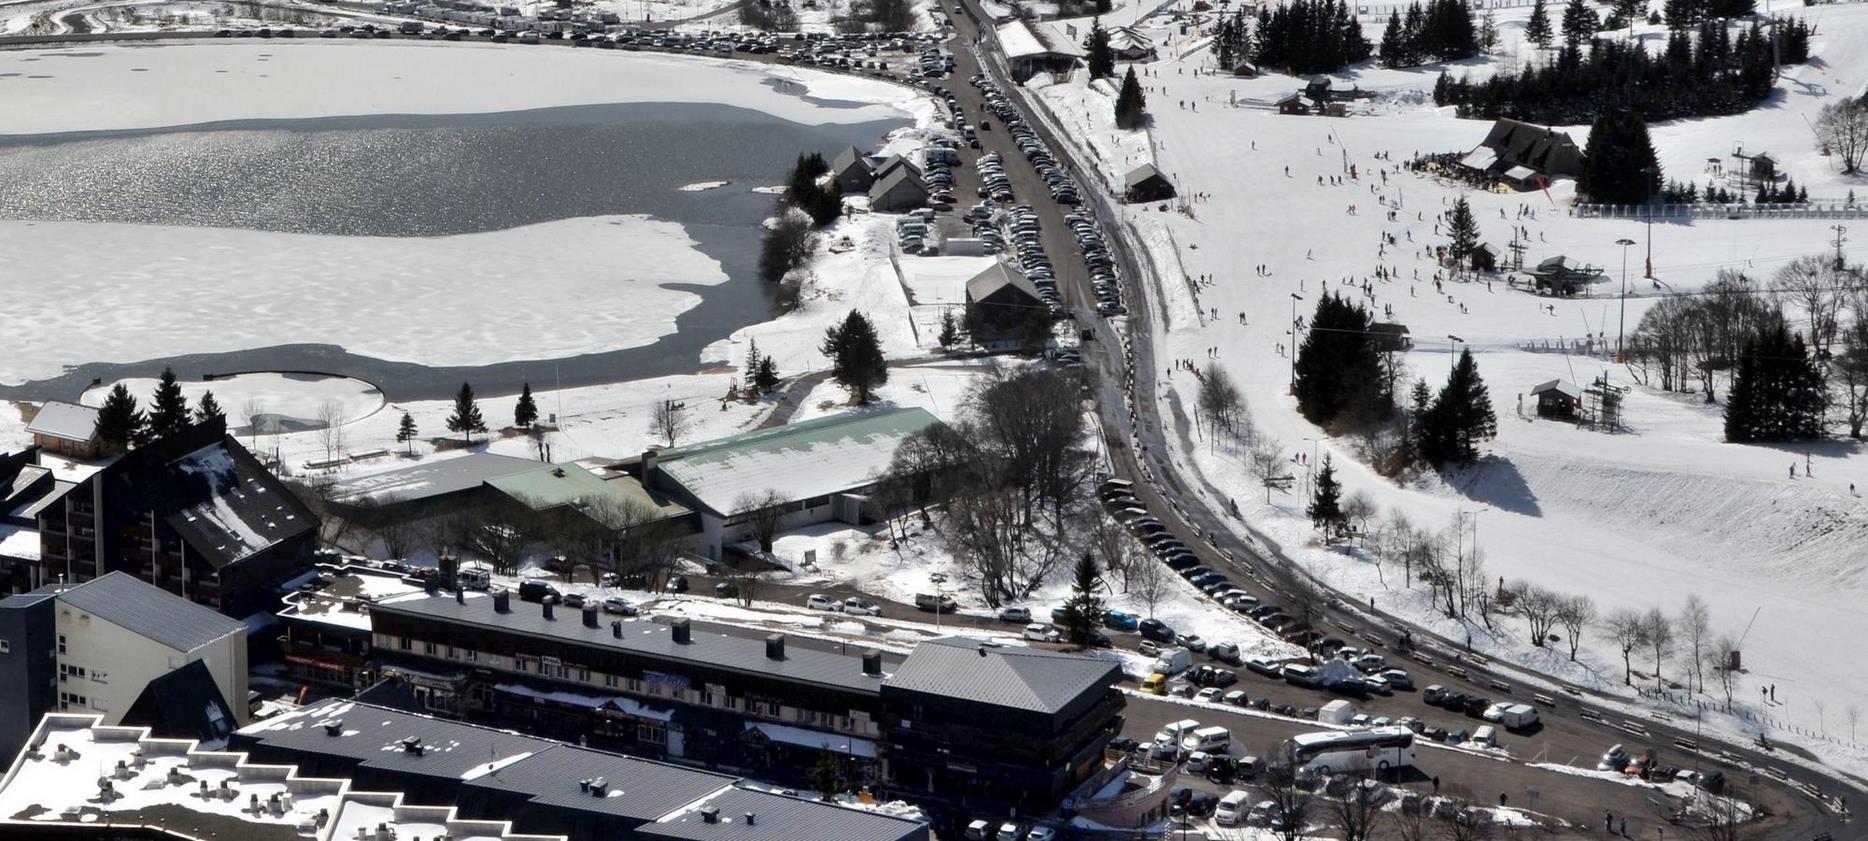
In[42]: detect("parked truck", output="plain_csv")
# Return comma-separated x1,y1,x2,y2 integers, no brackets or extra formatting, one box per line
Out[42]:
1151,647,1193,676
1318,699,1355,726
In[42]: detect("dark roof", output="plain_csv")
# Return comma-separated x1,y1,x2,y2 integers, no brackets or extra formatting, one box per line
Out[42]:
1530,379,1583,399
464,744,735,821
159,441,318,568
880,637,1120,715
830,145,871,176
121,659,238,745
49,571,243,651
640,787,927,841
867,166,928,204
0,591,56,609
239,697,559,780
1124,163,1168,188
373,594,902,695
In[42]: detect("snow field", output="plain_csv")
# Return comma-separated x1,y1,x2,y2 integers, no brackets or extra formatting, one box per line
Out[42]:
80,372,385,430
1024,1,1868,781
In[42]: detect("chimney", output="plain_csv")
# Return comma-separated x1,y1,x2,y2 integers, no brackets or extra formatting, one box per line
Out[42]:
589,776,607,796
862,649,882,676
423,577,438,595
765,633,786,661
670,618,691,645
542,601,555,621
744,812,756,826
583,606,599,629
700,807,719,824
323,720,343,737
611,620,623,639
493,590,511,614
454,588,464,605
641,448,660,480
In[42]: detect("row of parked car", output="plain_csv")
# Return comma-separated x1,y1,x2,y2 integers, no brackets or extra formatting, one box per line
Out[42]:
896,207,938,254
974,151,1015,204
970,74,1080,206
1065,209,1125,316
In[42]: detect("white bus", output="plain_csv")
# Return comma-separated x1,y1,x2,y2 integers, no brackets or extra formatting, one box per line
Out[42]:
1283,726,1417,776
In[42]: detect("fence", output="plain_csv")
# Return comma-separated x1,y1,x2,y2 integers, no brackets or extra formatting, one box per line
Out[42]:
1515,338,1614,357
1633,685,1868,754
1356,0,1536,16
1572,201,1868,221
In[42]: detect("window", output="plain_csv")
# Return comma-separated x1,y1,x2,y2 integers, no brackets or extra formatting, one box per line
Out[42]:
59,691,87,709
576,666,590,683
398,637,412,652
56,635,66,655
603,674,618,688
463,649,477,663
59,664,86,682
0,638,10,654
625,678,643,693
91,670,106,684
422,641,436,656
638,724,667,746
445,646,457,660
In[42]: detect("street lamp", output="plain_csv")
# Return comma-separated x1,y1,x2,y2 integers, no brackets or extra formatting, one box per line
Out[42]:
928,572,947,631
1289,293,1305,393
1616,237,1637,358
1301,436,1320,500
1447,334,1465,374
1641,166,1657,278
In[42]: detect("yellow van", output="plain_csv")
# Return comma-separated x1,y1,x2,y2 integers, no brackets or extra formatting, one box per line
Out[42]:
1141,672,1168,694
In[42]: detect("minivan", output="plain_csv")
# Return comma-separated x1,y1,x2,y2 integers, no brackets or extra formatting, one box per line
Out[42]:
1472,725,1498,747
456,568,491,591
518,580,560,603
1215,790,1252,826
915,592,958,613
1180,725,1232,755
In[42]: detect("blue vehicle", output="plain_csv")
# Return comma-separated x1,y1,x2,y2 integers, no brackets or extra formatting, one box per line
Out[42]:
1104,609,1140,631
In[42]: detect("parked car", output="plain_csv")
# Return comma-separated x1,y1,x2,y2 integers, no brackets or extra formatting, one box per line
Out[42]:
1379,668,1414,690
1243,656,1282,677
806,593,841,611
997,606,1032,623
1103,609,1140,631
1023,623,1062,643
713,581,739,599
1597,744,1630,772
1175,634,1208,653
561,591,587,608
842,596,881,616
518,580,560,603
1139,639,1163,657
1207,642,1241,663
1138,618,1176,642
1195,687,1224,703
665,575,689,593
602,597,637,616
915,592,958,613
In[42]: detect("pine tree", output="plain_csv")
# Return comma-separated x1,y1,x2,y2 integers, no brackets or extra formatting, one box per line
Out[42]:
1526,0,1554,47
937,308,960,349
1307,455,1347,542
1058,553,1108,646
93,383,144,452
1114,67,1147,130
1724,322,1826,442
514,383,538,428
1478,9,1498,53
1293,293,1389,427
446,382,488,444
1446,195,1480,270
194,390,226,425
744,338,764,390
1421,349,1497,465
1085,17,1115,79
1400,378,1433,467
808,749,842,798
820,311,889,404
1561,0,1596,47
146,366,191,441
1379,12,1406,67
396,411,419,455
754,355,781,393
1580,109,1662,204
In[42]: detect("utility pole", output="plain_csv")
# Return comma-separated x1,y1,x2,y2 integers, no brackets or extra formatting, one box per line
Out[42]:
1616,237,1636,358
1289,293,1304,393
1642,166,1656,278
1831,224,1849,270
1447,334,1465,374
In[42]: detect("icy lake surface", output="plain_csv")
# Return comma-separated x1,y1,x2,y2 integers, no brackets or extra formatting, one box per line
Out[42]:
0,44,911,398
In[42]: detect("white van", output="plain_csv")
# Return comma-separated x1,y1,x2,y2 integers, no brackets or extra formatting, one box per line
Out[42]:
1180,725,1232,755
456,568,491,591
1318,699,1355,726
1151,647,1192,675
1472,725,1498,747
1215,790,1253,826
1153,719,1200,746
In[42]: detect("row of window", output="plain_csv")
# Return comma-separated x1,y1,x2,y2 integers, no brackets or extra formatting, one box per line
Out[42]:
379,632,874,735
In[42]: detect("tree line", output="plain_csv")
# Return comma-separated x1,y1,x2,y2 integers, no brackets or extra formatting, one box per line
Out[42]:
93,366,228,451
1250,0,1372,76
1377,0,1479,68
1435,19,1810,125
1628,256,1868,440
759,152,846,311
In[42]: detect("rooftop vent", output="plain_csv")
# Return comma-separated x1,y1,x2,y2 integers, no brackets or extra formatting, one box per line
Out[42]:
400,736,424,756
583,606,599,629
323,720,344,737
542,601,555,621
701,807,719,824
765,633,786,661
611,620,623,639
671,618,691,645
862,649,882,676
745,812,756,826
589,776,607,796
493,590,511,614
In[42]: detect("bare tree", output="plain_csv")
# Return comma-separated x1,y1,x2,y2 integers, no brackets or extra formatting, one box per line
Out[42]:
1438,805,1495,841
1679,594,1712,692
651,398,691,448
1196,362,1248,441
1131,553,1167,617
1085,509,1136,592
1771,255,1844,356
1834,303,1868,438
462,499,537,575
315,399,346,463
1250,436,1288,502
1817,95,1868,175
240,398,268,448
733,489,791,553
1264,742,1314,841
1849,703,1861,742
1555,594,1596,661
1642,606,1676,685
1706,632,1740,705
1606,608,1647,685
1392,800,1433,841
1329,779,1385,841
1342,491,1377,545
1510,582,1561,647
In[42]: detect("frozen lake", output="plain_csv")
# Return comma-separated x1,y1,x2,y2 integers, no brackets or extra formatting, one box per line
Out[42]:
0,43,916,400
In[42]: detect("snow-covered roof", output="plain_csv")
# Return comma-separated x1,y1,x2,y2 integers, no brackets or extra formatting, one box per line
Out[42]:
746,721,878,758
966,261,1044,305
168,442,312,567
0,524,39,561
24,401,97,443
1530,379,1583,400
329,451,541,503
996,19,1050,59
1459,147,1498,171
654,408,941,516
1502,165,1537,182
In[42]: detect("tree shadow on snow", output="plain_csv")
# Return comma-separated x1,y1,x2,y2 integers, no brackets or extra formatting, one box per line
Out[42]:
1445,454,1541,517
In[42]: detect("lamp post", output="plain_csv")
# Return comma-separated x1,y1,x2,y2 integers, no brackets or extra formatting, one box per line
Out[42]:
1447,334,1465,374
928,571,947,631
1302,436,1320,500
1616,237,1636,358
1289,293,1304,393
1642,166,1656,278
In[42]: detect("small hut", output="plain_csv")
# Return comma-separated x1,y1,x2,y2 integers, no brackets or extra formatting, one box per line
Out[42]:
1471,242,1501,272
1123,164,1177,203
1530,379,1582,419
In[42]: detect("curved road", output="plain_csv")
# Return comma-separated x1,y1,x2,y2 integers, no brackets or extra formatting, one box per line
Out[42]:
941,3,1857,839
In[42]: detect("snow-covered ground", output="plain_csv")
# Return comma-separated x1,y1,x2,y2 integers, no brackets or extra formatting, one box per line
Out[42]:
80,372,385,430
1019,0,1868,782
